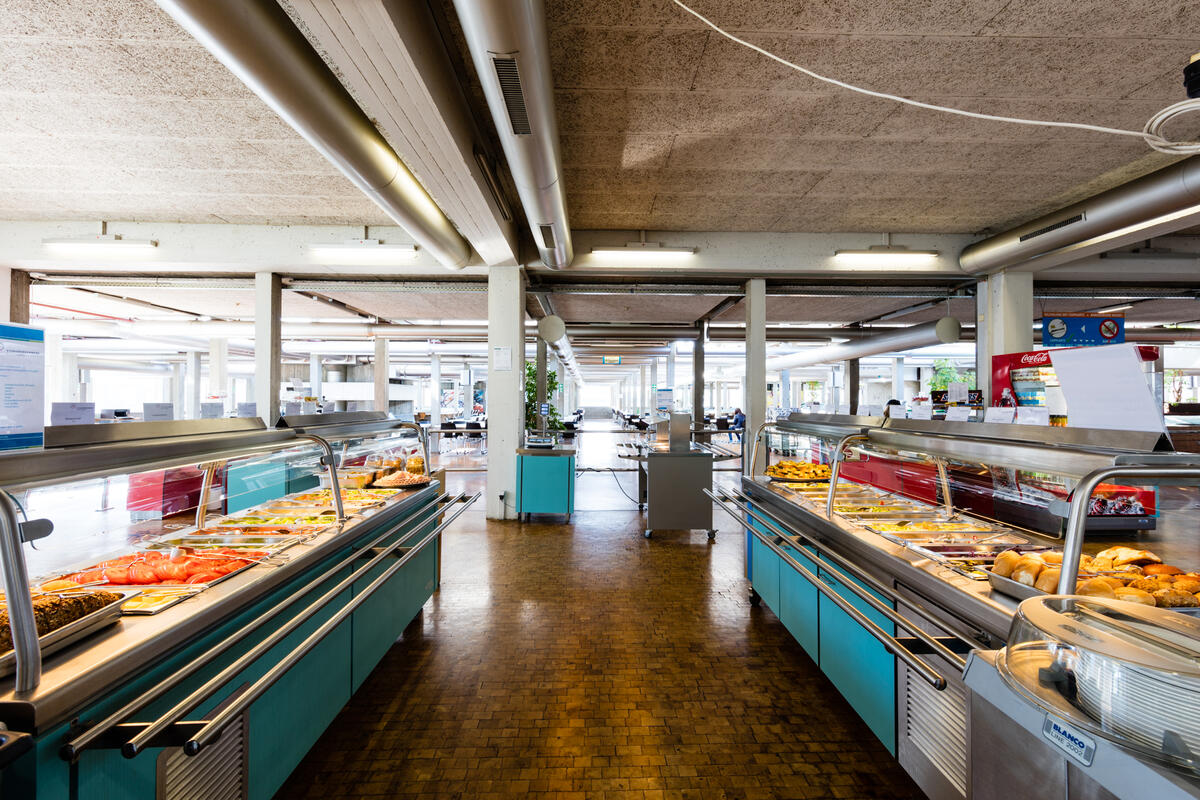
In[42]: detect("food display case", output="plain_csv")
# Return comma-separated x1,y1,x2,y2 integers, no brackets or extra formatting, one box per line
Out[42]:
709,414,1200,800
0,413,475,800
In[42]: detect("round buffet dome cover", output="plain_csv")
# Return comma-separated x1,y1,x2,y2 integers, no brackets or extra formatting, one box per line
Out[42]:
999,595,1200,773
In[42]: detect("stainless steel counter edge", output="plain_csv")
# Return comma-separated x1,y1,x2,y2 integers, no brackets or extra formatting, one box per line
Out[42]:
0,483,442,733
742,476,1021,642
516,447,577,456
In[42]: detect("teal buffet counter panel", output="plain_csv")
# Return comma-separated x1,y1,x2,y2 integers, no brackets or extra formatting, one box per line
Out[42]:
0,485,449,800
516,446,576,520
746,505,897,754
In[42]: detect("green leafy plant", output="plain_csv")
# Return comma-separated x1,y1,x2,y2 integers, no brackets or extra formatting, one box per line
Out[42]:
524,362,563,430
928,359,977,392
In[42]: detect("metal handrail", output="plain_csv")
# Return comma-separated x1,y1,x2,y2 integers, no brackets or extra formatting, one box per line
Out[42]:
747,421,778,477
1058,466,1200,594
62,490,454,760
712,488,970,669
125,492,473,760
826,433,870,519
182,492,480,756
193,461,223,529
0,491,38,692
707,490,949,690
296,433,345,522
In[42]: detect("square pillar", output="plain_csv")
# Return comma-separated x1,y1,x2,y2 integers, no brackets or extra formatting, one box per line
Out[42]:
693,324,706,422
185,350,202,419
430,353,442,429
975,272,1033,402
847,359,860,414
210,338,229,409
0,269,30,324
307,352,321,403
486,266,525,520
780,369,791,411
744,278,767,474
374,337,390,414
254,272,282,425
891,356,906,404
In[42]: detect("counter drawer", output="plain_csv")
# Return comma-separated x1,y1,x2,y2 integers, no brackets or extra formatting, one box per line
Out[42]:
779,544,819,660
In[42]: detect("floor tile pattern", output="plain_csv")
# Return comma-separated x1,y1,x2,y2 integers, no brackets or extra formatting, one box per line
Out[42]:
277,482,925,800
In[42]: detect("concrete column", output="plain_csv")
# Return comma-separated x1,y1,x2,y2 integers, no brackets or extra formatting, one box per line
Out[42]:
485,266,524,520
745,278,767,474
210,338,229,408
780,369,791,411
0,269,30,324
430,353,442,429
43,333,62,424
649,359,659,413
666,343,678,410
637,365,646,414
461,364,471,415
171,362,186,416
254,272,282,424
692,324,706,422
891,356,906,403
185,350,201,418
975,271,1033,402
64,353,81,402
307,352,321,402
847,359,861,414
374,337,390,414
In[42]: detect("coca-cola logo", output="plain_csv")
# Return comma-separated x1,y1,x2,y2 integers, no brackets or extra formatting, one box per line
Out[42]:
1019,352,1051,365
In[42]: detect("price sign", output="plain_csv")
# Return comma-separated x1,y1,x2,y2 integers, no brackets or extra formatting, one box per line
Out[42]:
984,406,1015,424
945,406,972,422
142,403,174,421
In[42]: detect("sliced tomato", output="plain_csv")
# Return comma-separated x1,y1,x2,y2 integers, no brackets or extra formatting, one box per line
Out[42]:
185,572,220,584
127,563,159,585
103,566,131,584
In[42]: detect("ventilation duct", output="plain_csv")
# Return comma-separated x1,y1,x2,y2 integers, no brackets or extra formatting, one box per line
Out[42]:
960,156,1200,275
154,0,472,270
452,0,573,269
536,315,582,384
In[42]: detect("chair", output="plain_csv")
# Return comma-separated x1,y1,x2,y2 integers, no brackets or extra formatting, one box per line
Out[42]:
715,417,729,430
563,420,576,441
464,421,483,453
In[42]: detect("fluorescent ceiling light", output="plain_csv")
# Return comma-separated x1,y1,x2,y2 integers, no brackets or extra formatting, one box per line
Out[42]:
591,242,696,261
42,234,158,255
308,239,418,265
833,246,939,265
1092,303,1134,314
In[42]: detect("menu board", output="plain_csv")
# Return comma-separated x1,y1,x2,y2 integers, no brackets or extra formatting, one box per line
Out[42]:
0,324,45,449
50,402,94,427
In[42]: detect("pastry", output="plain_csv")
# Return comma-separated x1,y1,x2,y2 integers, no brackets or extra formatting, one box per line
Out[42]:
1114,587,1156,607
1011,556,1046,587
1091,576,1126,590
1153,588,1200,608
991,550,1023,578
1034,568,1062,593
1172,577,1200,595
1090,557,1114,572
1128,577,1170,593
1143,564,1184,576
1094,546,1161,567
1041,552,1064,566
1076,578,1117,599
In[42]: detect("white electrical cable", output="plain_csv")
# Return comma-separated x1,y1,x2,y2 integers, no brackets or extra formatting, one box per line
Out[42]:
671,0,1200,155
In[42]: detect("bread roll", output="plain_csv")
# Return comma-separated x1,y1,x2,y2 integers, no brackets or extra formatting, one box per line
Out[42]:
1041,552,1064,566
1114,587,1156,607
1173,577,1200,595
1128,577,1168,593
991,550,1023,578
1076,578,1117,599
1095,546,1161,567
1143,564,1184,576
1153,588,1200,608
1034,568,1062,593
1092,576,1126,590
1091,557,1114,572
1111,564,1145,576
1011,557,1046,587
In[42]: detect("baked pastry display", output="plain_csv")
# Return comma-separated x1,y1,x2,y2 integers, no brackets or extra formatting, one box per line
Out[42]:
372,470,430,488
0,590,122,653
764,461,831,481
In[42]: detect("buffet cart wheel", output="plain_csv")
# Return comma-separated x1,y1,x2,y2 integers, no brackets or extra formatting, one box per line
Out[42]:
644,529,652,539
706,529,716,540
749,588,761,607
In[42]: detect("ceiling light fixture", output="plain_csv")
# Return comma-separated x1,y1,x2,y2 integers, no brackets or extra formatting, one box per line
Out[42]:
832,245,939,266
591,242,697,261
1092,303,1134,314
308,239,418,264
42,234,158,255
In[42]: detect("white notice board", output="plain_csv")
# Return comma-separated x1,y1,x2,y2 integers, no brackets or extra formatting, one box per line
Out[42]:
1051,343,1166,433
143,402,174,421
0,323,44,449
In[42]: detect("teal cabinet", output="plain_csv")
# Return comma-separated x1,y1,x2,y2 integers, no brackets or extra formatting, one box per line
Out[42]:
778,544,819,660
817,557,897,755
516,453,575,517
749,535,780,613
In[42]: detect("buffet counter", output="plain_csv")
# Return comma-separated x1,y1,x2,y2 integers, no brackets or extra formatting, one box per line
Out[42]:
716,413,1200,800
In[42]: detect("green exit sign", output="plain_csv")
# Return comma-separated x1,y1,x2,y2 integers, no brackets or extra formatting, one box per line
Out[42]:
602,356,622,365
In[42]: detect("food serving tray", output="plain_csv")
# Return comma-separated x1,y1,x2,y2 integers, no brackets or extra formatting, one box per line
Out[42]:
149,534,302,552
768,475,829,483
371,476,432,490
985,570,1200,616
120,587,204,616
865,521,997,536
0,588,140,676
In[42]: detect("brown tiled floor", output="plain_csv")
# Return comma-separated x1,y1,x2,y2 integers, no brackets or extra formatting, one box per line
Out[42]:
276,473,925,800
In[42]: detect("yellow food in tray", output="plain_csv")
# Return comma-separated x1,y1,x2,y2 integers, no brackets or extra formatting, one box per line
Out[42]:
765,461,831,481
835,506,916,513
871,521,982,533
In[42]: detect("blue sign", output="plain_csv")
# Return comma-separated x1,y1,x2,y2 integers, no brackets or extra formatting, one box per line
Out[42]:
1041,315,1124,347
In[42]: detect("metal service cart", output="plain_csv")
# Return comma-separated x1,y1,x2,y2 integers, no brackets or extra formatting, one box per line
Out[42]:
516,431,576,521
620,414,738,539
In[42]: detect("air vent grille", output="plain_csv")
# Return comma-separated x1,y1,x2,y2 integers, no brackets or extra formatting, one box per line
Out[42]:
492,57,531,135
905,664,967,796
157,701,247,799
1019,213,1085,243
539,225,557,250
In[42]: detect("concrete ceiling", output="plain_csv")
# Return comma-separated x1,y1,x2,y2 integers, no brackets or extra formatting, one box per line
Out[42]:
317,289,490,322
28,285,365,321
0,0,392,225
537,0,1196,234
